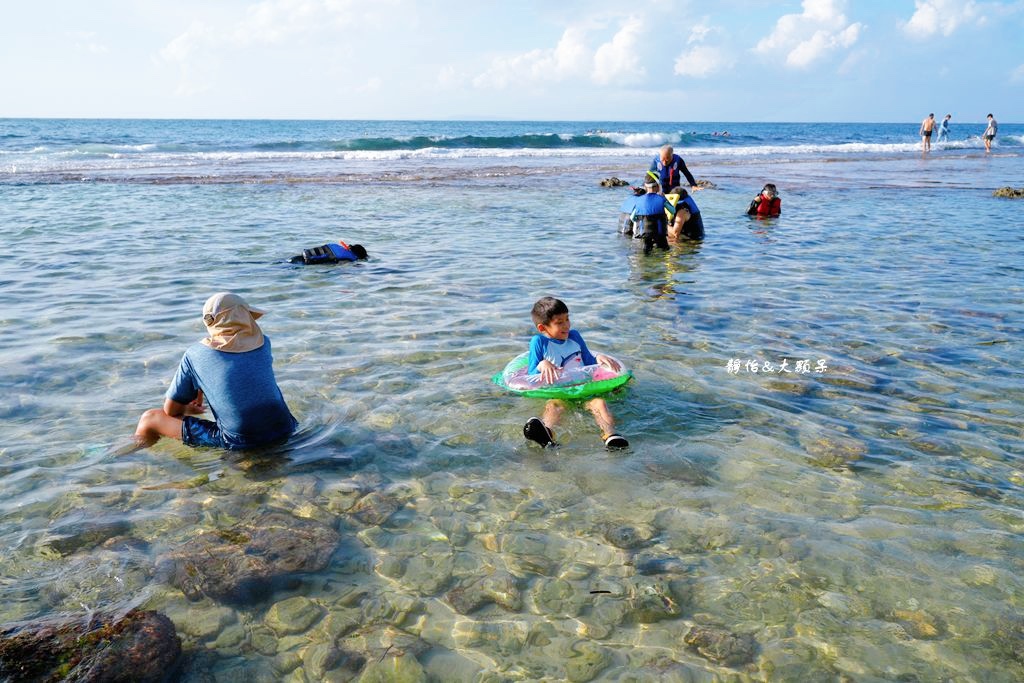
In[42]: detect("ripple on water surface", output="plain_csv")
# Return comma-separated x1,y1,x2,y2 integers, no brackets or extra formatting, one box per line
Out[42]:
0,165,1022,680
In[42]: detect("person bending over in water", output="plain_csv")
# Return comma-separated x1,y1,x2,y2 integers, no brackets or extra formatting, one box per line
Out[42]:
667,187,705,240
123,292,297,453
634,177,674,254
289,240,367,264
522,297,628,450
937,114,951,143
746,184,781,217
649,144,698,194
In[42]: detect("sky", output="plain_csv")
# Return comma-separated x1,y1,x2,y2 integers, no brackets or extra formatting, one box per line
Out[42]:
2,0,1022,122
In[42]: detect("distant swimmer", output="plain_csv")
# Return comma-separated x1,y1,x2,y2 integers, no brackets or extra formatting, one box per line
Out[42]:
920,113,935,152
937,114,951,143
983,113,997,153
288,240,367,264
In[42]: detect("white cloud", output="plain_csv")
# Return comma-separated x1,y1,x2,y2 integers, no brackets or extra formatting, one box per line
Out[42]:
591,16,646,85
159,21,215,65
156,1,397,97
674,45,734,78
688,20,713,44
470,16,648,90
356,77,382,93
68,31,109,55
755,0,862,69
437,65,465,89
471,26,590,89
903,0,980,38
1012,64,1024,83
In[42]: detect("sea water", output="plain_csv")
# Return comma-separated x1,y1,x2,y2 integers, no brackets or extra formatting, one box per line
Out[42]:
1,119,1023,680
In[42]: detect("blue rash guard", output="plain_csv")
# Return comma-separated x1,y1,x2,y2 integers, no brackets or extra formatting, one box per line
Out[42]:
649,154,697,191
527,330,598,375
166,337,297,448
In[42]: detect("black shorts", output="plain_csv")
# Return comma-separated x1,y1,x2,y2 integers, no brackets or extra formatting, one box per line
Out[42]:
922,130,932,138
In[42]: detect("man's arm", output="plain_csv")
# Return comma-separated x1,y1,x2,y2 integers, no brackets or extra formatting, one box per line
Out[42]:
677,157,697,188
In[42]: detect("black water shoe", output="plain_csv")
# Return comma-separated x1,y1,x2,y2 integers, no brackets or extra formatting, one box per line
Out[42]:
604,434,629,450
523,418,557,448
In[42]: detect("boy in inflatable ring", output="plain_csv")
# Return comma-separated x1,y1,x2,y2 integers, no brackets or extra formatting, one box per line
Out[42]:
288,240,367,265
521,297,629,450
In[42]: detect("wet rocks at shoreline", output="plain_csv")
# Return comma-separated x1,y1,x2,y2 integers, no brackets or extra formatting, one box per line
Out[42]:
0,609,181,682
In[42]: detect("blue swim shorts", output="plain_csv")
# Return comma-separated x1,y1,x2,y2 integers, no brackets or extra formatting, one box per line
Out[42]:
181,416,297,450
181,416,227,448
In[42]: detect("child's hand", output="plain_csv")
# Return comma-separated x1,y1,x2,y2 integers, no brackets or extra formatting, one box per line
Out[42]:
185,391,206,416
537,359,561,384
596,354,621,372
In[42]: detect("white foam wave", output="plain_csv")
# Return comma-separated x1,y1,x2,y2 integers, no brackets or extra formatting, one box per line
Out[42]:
1,138,1015,176
598,131,677,147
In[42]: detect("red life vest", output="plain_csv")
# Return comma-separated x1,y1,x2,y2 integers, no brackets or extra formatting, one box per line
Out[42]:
755,196,781,217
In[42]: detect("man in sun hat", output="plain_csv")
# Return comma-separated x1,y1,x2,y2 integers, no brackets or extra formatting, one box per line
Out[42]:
126,292,297,452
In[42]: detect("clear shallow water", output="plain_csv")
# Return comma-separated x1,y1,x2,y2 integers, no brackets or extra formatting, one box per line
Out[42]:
1,120,1023,681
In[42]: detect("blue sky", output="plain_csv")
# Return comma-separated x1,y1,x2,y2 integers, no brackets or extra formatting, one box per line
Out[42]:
2,0,1021,121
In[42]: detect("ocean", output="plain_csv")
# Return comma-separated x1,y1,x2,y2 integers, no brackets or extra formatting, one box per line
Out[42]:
1,118,1022,680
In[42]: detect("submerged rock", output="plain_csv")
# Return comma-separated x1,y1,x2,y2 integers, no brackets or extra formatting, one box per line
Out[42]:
338,625,429,674
358,651,427,683
602,523,655,550
531,577,586,617
265,596,325,636
798,431,866,469
563,640,612,682
351,491,403,526
40,520,132,556
888,608,946,640
0,609,181,682
991,613,1024,663
599,177,630,187
683,625,758,666
993,186,1024,198
445,570,521,614
626,578,683,623
157,510,339,603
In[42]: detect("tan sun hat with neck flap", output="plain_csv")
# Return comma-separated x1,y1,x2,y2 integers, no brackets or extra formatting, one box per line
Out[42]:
201,292,265,353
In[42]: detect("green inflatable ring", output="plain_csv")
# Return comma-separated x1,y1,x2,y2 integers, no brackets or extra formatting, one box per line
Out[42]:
492,352,633,399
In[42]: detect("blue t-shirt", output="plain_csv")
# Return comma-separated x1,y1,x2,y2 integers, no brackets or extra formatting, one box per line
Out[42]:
166,337,297,447
528,330,598,375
